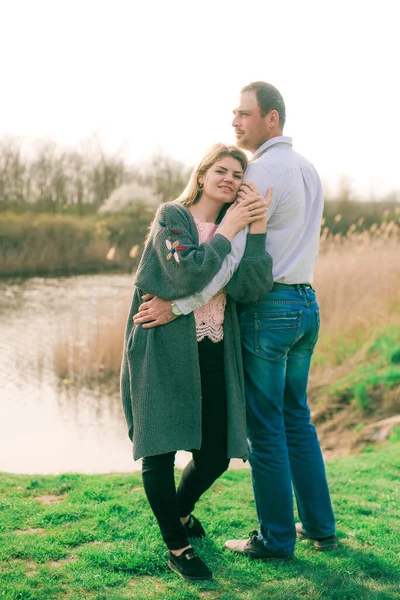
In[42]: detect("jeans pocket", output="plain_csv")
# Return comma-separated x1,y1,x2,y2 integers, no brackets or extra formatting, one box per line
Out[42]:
254,311,301,360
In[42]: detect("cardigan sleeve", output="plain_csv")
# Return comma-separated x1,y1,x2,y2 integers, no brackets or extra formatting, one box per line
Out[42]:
225,233,273,303
134,203,232,300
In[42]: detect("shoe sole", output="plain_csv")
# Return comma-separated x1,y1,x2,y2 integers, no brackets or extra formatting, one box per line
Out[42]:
313,541,338,551
224,548,294,562
168,560,213,581
297,532,338,551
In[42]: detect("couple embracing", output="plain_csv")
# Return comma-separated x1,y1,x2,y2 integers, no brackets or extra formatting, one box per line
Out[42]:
120,81,337,582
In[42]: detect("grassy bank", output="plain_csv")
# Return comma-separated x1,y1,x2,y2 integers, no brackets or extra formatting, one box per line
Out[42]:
0,444,399,599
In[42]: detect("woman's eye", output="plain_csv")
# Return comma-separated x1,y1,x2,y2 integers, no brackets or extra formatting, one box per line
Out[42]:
234,175,242,179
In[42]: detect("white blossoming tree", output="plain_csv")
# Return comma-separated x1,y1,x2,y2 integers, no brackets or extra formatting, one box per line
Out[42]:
98,182,162,214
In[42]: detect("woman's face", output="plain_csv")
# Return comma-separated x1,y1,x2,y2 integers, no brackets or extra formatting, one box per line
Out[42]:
198,156,244,205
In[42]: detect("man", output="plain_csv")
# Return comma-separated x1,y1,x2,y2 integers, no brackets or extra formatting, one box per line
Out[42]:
134,81,337,560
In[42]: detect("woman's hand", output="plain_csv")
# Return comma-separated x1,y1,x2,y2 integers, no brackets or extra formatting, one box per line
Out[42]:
237,182,272,209
239,183,273,234
218,185,270,241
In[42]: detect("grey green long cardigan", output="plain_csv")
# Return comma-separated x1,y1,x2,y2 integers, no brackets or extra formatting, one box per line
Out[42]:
120,202,273,460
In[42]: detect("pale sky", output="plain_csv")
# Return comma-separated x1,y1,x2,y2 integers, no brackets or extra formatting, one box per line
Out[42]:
1,0,399,198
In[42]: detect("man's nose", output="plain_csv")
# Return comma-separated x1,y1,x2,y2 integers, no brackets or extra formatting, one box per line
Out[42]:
232,115,240,127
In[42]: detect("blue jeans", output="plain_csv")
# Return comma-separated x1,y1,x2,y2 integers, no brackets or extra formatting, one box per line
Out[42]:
240,285,335,554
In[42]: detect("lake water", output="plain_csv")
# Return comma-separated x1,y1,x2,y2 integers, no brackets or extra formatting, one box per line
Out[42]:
0,274,199,474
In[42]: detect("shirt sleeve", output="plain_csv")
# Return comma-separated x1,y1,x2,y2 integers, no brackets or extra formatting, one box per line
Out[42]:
174,226,248,315
244,162,278,220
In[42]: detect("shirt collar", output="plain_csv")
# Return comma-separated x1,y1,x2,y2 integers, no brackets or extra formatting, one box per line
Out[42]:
252,136,293,159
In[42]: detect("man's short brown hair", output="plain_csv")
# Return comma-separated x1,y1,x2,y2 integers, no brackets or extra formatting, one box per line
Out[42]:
242,81,286,127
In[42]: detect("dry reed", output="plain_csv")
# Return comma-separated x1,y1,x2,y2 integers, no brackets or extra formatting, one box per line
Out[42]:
315,221,400,366
52,219,400,387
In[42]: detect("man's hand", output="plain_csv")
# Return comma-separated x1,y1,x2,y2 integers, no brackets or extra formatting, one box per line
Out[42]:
133,294,176,328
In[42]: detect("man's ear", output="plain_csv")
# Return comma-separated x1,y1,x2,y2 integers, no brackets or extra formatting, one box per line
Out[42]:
267,109,279,127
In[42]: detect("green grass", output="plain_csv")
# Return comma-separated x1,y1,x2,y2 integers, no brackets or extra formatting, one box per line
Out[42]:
1,445,399,599
313,326,400,412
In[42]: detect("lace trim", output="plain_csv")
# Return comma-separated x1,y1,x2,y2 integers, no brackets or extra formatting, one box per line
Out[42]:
196,324,225,343
193,215,226,344
194,289,226,343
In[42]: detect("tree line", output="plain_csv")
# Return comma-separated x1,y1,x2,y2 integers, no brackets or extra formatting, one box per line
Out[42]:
0,136,399,235
0,137,191,215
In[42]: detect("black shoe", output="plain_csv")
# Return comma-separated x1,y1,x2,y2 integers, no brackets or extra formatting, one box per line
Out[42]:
296,523,338,551
224,531,294,562
168,548,213,581
183,514,206,539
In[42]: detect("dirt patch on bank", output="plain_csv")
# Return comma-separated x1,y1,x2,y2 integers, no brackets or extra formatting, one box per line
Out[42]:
309,384,400,458
35,494,66,505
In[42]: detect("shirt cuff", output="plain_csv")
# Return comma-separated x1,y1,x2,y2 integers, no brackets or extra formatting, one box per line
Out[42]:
171,301,183,316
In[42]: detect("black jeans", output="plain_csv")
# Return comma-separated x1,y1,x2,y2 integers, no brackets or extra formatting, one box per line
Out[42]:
141,337,230,550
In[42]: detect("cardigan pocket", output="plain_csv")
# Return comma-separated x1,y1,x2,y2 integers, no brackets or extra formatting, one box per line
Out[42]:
126,324,139,354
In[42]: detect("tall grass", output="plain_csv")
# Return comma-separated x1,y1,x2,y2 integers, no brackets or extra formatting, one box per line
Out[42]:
52,301,129,388
52,220,400,386
315,221,400,359
1,196,399,278
0,210,153,276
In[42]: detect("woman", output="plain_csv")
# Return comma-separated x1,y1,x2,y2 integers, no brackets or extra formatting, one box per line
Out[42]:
120,144,273,581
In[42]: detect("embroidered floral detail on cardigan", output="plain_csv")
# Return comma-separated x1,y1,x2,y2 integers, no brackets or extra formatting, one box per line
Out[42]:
166,240,187,262
159,222,182,235
159,219,187,263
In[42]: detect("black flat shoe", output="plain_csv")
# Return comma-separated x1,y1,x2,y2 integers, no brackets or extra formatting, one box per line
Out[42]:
168,548,213,581
184,514,206,539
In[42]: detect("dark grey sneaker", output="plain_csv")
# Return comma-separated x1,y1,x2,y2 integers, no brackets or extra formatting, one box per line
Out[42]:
184,514,206,539
296,523,338,551
224,531,294,562
168,548,213,581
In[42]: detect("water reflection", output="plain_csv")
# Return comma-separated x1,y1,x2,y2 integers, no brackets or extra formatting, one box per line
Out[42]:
0,275,196,474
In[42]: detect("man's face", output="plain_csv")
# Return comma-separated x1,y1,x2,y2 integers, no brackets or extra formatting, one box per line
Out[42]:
232,91,269,153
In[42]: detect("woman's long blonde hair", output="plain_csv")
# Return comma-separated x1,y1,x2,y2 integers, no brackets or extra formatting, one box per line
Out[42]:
175,143,248,207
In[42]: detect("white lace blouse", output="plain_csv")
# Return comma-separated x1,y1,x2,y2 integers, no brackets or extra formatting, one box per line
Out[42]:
193,216,226,343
